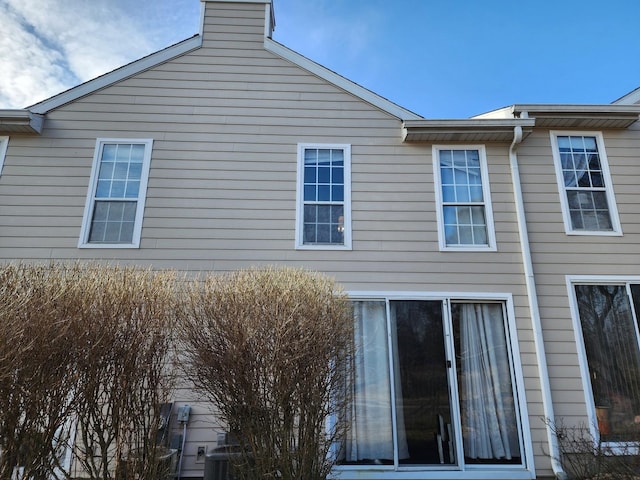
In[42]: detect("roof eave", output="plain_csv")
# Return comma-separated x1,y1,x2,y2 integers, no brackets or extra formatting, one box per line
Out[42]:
402,118,535,143
0,110,45,134
512,104,640,129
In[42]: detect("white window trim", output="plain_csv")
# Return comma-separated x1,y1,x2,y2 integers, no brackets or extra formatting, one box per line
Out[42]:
295,143,352,250
78,138,153,249
335,291,535,479
566,275,640,451
0,136,9,176
432,145,497,252
550,131,622,236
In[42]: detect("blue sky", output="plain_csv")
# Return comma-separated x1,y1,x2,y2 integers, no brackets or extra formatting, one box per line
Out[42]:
1,0,638,118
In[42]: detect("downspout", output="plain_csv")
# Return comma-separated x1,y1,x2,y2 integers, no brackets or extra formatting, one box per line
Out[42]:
509,125,567,480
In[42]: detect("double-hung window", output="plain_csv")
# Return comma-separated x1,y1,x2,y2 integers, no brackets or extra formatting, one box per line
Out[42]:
433,146,496,250
550,132,621,235
570,279,640,443
337,295,529,475
296,144,351,249
78,139,153,248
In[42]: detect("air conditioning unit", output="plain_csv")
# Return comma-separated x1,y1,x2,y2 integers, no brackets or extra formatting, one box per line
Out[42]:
203,452,235,480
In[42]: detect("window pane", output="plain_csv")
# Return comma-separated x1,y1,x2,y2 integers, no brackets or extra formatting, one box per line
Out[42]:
304,204,316,222
96,180,111,198
452,303,521,464
575,285,640,442
445,224,459,245
102,144,117,161
318,185,330,201
304,149,317,165
110,180,125,198
129,162,142,181
304,185,316,202
125,181,140,198
332,166,344,184
316,224,330,243
452,150,467,168
331,149,344,166
115,144,132,162
114,162,129,180
303,224,316,243
304,166,316,184
130,144,145,162
98,161,115,180
441,166,454,184
318,166,330,183
469,185,483,202
442,186,455,203
458,226,473,244
455,186,470,203
317,149,331,166
317,205,330,223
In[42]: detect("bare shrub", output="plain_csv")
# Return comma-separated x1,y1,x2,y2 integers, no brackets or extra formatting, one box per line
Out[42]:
180,267,354,480
0,263,178,480
0,263,82,479
71,265,178,480
546,418,640,479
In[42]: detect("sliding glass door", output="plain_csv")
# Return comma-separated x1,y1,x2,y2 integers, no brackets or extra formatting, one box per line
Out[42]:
340,297,523,470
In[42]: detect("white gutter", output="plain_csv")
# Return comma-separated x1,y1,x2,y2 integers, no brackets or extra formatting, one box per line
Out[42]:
509,125,567,480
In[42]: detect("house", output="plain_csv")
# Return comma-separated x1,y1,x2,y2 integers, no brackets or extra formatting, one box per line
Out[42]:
1,0,640,478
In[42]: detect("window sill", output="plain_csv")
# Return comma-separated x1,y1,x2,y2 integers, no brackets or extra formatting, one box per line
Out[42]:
78,243,140,249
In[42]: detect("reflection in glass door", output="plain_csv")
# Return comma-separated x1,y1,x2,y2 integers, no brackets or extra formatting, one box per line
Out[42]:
391,300,455,465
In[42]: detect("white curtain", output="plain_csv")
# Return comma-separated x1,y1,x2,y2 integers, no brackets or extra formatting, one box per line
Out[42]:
458,303,519,460
345,301,394,462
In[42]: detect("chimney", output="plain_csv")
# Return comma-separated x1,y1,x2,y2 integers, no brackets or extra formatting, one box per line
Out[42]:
199,0,275,46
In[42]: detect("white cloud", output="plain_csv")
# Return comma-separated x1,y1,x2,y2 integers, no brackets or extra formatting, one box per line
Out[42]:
0,0,198,109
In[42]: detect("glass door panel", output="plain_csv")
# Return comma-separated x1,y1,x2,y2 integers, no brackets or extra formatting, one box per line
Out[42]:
452,302,521,464
391,300,456,465
341,301,394,465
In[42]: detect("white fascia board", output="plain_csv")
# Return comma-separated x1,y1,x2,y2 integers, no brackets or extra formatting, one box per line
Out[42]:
29,36,203,115
264,38,422,121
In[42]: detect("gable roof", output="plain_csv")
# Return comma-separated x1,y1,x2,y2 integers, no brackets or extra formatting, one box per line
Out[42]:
28,36,203,115
27,0,422,121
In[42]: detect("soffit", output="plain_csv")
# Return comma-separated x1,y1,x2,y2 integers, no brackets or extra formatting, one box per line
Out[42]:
0,110,44,134
511,104,640,129
402,119,535,143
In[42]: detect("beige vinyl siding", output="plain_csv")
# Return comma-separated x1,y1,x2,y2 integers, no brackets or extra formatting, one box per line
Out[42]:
518,124,640,429
0,2,551,477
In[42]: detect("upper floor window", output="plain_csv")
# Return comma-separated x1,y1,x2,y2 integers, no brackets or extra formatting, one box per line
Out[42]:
78,139,153,248
433,146,496,251
0,136,8,175
550,132,621,235
296,144,351,249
